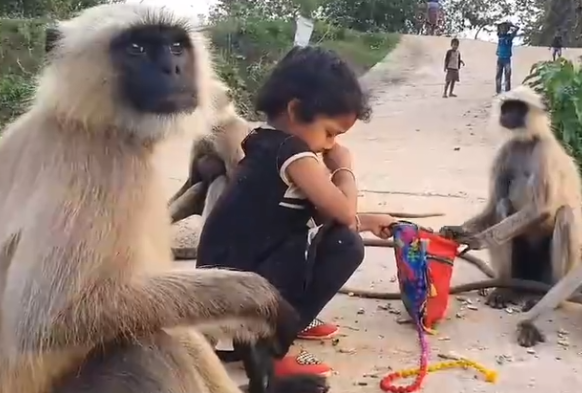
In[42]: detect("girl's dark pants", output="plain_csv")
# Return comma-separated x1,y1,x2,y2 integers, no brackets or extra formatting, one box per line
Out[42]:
257,224,365,351
201,223,365,355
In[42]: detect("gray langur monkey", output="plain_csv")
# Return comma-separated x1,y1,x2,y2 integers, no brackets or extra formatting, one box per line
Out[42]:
0,3,327,393
442,85,582,347
168,80,251,224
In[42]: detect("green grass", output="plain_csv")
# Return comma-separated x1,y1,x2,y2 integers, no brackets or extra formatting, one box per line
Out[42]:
321,35,397,74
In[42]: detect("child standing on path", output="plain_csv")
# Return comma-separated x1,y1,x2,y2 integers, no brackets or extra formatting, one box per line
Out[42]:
197,46,396,377
443,38,464,98
496,21,520,94
550,32,563,61
426,0,442,35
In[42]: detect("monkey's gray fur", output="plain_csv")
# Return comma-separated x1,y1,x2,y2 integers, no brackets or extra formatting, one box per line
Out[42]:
447,86,582,347
168,81,251,225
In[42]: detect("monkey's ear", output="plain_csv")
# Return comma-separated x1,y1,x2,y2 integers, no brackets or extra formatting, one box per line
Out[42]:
45,26,62,54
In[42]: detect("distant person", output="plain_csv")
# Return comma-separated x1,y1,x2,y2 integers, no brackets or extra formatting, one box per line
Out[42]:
443,38,465,98
496,21,520,94
426,0,442,35
550,33,563,61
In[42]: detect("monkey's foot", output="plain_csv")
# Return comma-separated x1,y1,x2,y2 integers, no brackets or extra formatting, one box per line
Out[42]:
516,321,546,347
485,288,521,309
267,374,329,393
521,297,540,312
478,288,490,297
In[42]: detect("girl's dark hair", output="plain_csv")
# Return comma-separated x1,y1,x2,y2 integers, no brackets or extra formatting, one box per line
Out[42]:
255,46,372,123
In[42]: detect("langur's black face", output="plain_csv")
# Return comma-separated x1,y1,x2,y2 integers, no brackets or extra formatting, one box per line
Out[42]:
500,100,529,130
110,24,197,115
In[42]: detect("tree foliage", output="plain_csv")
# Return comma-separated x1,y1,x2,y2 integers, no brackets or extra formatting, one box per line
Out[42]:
514,0,582,46
524,58,582,169
0,0,399,126
442,0,514,39
319,0,422,33
209,0,321,22
0,0,117,18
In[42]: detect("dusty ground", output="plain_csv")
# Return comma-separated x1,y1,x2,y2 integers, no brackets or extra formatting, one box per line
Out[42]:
157,36,582,392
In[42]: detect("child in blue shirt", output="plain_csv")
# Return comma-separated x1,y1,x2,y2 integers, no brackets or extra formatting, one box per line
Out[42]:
496,21,520,94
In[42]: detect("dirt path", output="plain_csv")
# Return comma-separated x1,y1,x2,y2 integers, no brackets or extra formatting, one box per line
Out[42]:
159,36,582,392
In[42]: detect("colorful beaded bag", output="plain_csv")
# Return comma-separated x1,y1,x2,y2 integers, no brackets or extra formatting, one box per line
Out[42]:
379,221,497,392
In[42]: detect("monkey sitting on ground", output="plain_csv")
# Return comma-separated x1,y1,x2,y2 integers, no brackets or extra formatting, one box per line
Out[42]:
441,85,582,347
168,80,251,224
0,4,327,393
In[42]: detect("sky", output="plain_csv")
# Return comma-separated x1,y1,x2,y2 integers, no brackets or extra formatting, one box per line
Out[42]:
125,0,217,20
460,14,522,44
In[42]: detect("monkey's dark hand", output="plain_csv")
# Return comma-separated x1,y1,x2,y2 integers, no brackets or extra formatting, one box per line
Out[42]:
197,154,226,183
457,234,482,250
516,320,546,347
439,225,482,249
438,225,470,240
485,288,521,309
270,295,301,359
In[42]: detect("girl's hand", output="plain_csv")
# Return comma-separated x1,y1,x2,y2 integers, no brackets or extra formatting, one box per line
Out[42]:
323,143,352,171
358,213,397,239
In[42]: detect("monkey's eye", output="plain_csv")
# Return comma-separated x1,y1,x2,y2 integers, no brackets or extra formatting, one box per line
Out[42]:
170,42,184,56
127,43,145,55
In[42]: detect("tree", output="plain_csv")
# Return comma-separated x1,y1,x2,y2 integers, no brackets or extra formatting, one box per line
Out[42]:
319,0,422,33
516,0,582,47
0,0,119,18
512,0,544,45
209,0,322,22
442,0,514,39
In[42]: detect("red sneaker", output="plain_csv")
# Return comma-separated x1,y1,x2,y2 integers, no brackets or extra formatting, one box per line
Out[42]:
297,318,339,340
274,350,332,377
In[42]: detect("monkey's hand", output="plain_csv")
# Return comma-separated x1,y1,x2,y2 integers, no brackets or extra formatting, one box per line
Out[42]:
486,288,521,309
269,295,302,358
439,225,483,249
438,225,471,240
516,320,546,347
197,154,227,183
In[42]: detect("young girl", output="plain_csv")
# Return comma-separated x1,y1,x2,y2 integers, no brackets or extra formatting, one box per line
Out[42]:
197,46,395,377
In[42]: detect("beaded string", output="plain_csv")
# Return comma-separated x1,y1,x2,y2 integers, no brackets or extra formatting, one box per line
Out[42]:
379,320,428,393
379,321,498,393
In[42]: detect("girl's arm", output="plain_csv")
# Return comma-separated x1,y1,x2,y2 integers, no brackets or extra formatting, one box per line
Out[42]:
322,144,357,214
331,170,358,213
286,157,358,229
288,158,396,237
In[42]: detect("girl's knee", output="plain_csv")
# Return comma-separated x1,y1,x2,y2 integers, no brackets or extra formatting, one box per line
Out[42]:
322,225,365,265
